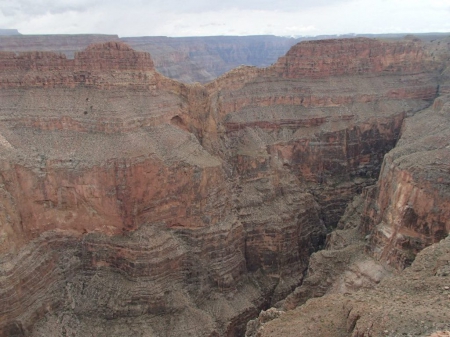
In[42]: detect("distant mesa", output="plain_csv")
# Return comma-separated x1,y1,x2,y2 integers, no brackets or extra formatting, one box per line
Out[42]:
0,28,21,36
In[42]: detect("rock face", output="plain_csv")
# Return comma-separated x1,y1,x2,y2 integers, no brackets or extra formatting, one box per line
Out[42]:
0,42,250,336
249,235,450,337
363,94,450,269
244,38,450,337
0,36,448,337
272,38,431,78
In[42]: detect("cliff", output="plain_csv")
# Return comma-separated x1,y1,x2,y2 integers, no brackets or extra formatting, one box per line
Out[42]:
0,41,259,337
245,38,450,337
363,94,450,268
0,36,449,337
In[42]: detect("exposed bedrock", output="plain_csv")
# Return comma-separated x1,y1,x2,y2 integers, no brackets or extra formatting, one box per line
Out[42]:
207,38,439,232
244,43,450,337
363,94,450,269
0,42,259,336
247,234,450,337
272,37,433,78
0,37,448,336
0,34,299,84
246,94,450,336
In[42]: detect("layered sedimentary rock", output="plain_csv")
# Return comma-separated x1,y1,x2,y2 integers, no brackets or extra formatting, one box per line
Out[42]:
363,94,450,269
0,42,258,336
244,39,450,337
0,36,448,337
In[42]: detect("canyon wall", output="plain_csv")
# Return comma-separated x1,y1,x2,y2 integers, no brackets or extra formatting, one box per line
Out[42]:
245,38,450,337
363,94,450,269
0,36,448,336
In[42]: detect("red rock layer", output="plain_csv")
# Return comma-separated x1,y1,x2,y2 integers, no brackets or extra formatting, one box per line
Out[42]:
0,42,153,72
0,42,155,89
272,37,428,78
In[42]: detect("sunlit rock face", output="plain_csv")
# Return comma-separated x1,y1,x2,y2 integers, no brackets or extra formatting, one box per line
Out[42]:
0,36,448,336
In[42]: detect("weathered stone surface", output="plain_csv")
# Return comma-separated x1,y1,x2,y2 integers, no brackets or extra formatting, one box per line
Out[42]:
363,94,450,269
272,37,432,78
250,235,450,337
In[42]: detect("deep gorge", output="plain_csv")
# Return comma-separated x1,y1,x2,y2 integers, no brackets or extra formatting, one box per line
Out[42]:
0,36,449,337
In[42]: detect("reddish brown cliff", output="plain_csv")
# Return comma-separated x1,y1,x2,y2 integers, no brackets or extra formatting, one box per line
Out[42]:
363,95,450,268
0,34,299,84
272,37,430,78
0,42,155,89
244,38,450,337
0,42,260,337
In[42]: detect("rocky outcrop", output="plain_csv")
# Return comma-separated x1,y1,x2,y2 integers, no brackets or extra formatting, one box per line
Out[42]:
206,37,439,235
0,36,448,337
0,42,155,88
0,41,257,336
247,235,450,337
0,34,299,83
363,94,450,269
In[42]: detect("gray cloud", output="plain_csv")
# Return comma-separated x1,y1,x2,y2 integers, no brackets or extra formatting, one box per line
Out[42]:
1,0,353,17
126,0,353,13
0,0,102,16
1,0,449,37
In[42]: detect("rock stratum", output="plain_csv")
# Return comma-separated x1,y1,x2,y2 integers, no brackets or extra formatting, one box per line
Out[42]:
0,36,449,337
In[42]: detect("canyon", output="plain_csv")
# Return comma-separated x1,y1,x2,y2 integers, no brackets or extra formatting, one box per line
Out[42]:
0,34,449,337
0,34,298,83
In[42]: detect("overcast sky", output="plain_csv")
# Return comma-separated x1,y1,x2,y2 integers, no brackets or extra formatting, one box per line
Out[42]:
1,0,449,37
